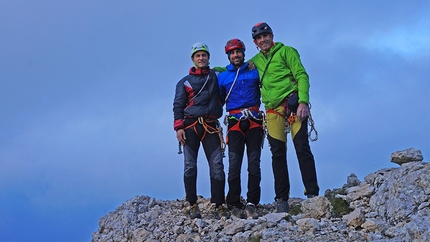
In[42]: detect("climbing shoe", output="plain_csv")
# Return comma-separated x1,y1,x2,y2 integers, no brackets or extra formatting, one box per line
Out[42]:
276,198,290,213
230,206,244,218
213,204,230,219
245,203,258,219
189,204,201,219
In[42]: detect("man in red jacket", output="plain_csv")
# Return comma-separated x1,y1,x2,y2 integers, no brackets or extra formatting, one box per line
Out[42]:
173,42,228,219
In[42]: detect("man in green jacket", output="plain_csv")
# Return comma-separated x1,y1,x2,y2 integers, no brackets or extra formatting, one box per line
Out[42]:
250,22,319,213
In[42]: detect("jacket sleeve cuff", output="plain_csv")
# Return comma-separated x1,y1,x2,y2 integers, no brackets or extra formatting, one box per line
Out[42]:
174,119,184,131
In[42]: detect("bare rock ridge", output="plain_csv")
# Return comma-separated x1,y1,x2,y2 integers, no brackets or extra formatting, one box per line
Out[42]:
92,148,429,241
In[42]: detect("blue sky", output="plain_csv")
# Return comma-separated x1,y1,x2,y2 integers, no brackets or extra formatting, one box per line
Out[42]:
1,1,429,241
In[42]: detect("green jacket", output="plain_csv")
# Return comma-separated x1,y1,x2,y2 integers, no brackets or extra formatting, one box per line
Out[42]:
250,42,310,109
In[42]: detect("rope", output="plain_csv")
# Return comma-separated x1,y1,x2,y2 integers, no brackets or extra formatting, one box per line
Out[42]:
187,74,210,105
307,103,318,142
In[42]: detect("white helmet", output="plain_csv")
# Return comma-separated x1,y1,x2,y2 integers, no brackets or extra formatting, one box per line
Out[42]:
191,42,210,58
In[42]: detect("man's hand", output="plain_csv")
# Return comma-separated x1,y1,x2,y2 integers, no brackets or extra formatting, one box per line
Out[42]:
296,103,309,121
248,61,256,70
176,129,186,146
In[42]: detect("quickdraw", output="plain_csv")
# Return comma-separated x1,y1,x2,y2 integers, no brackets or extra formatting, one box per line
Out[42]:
261,111,267,149
224,106,262,124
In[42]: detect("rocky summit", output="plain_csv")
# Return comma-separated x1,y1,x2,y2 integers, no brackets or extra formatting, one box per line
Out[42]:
92,148,429,241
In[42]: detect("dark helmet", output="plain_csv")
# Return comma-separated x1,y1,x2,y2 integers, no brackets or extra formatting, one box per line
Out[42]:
224,38,246,54
252,22,273,39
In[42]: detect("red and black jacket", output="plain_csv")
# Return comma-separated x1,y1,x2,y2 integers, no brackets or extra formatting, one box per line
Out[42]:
173,67,223,131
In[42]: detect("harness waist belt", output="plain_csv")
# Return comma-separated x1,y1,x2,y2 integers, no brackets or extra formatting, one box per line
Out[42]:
185,117,217,122
228,106,260,115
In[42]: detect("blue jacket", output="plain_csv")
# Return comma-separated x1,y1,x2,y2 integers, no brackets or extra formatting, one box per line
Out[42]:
218,62,261,118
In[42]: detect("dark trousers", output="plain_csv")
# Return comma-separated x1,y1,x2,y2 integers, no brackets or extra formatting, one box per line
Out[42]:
183,119,225,205
268,118,319,201
226,119,263,207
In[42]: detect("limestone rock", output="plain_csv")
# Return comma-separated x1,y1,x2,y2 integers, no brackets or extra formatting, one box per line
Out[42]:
343,208,365,228
296,217,320,233
390,147,423,165
346,183,374,201
300,196,331,219
92,149,430,242
346,173,361,188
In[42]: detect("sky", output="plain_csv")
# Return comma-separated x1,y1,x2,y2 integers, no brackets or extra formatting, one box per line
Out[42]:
1,1,429,241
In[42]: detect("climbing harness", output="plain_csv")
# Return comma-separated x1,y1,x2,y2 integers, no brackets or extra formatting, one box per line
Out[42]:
224,106,263,123
224,107,266,149
266,94,318,142
177,117,226,156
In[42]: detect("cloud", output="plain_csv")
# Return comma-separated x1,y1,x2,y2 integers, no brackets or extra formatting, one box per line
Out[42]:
365,19,430,58
1,1,430,241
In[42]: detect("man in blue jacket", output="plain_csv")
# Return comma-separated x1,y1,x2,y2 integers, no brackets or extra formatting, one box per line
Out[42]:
218,39,264,219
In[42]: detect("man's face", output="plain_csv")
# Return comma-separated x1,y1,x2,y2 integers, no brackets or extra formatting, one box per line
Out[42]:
192,51,209,68
228,49,244,68
254,33,273,52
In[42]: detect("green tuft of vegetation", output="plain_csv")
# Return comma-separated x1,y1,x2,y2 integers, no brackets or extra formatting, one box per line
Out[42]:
249,234,262,242
283,214,292,222
330,197,353,218
281,204,302,222
288,204,302,216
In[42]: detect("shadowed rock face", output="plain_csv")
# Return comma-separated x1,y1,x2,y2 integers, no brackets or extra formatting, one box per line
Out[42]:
92,149,429,242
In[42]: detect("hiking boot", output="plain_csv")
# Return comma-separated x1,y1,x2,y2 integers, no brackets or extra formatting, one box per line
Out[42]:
245,203,258,219
230,206,243,218
307,194,317,199
189,204,201,219
214,204,230,219
276,198,290,213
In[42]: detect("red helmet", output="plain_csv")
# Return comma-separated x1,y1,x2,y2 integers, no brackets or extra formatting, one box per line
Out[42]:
224,38,246,54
